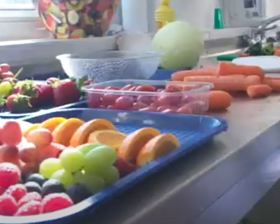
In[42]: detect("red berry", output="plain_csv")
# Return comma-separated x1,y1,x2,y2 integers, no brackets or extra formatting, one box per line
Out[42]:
15,201,41,216
2,121,22,146
0,194,17,216
42,193,73,213
5,184,27,202
18,192,42,207
53,80,80,106
0,163,21,189
0,64,11,73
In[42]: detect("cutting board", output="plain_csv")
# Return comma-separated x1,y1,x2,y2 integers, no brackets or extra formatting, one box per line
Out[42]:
233,56,280,73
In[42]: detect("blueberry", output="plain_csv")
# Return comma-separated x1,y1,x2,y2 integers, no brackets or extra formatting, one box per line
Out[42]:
26,174,46,186
25,182,42,194
67,184,91,204
42,179,65,197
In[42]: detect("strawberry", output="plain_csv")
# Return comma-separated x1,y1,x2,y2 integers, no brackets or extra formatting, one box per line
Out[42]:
14,81,38,98
32,83,54,107
6,94,33,113
53,80,80,106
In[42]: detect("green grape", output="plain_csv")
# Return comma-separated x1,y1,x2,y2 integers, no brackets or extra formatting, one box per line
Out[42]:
99,166,120,186
0,82,13,98
74,171,105,193
77,144,102,155
59,149,85,173
39,158,63,179
84,145,117,174
51,169,74,189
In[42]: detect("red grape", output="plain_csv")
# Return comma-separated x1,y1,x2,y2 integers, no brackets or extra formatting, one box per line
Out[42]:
162,109,177,114
121,84,134,90
88,93,102,108
106,86,121,90
102,94,119,107
177,105,193,114
133,102,147,110
114,96,134,110
2,121,22,146
1,72,14,79
156,94,182,107
0,145,20,165
135,85,157,92
137,95,154,105
0,64,11,73
26,128,52,148
165,85,183,92
18,142,38,163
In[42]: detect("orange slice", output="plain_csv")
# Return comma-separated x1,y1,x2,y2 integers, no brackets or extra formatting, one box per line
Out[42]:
23,124,41,137
41,117,67,133
137,134,180,167
53,118,85,146
118,128,160,164
70,119,116,147
87,130,126,151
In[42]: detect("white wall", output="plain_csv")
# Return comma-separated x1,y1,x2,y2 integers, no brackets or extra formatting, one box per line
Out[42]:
265,0,280,17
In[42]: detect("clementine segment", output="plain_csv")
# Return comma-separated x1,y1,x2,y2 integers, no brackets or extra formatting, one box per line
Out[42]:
53,118,85,146
87,130,126,151
118,128,160,164
70,119,116,147
41,117,67,132
137,134,180,167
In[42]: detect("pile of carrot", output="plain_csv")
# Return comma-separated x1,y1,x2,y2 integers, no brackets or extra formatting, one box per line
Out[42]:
172,62,280,111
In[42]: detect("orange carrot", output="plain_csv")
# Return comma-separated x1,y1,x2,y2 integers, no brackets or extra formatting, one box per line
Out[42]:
218,62,264,78
184,75,261,92
208,91,232,111
172,67,217,81
263,77,280,92
247,84,272,98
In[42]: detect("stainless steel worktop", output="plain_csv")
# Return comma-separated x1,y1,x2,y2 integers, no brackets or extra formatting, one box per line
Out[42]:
85,94,280,224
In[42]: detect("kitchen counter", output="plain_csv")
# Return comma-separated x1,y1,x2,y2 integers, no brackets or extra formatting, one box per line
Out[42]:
85,94,280,224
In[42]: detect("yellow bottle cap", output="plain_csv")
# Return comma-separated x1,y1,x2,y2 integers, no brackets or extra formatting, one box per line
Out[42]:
155,0,176,29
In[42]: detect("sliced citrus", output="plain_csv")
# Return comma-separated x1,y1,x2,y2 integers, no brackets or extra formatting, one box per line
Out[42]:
87,130,126,151
137,134,180,167
118,128,160,164
70,119,116,147
53,118,85,146
41,117,67,132
23,124,41,137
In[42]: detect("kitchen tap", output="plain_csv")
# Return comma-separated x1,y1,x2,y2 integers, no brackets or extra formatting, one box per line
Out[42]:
252,15,280,42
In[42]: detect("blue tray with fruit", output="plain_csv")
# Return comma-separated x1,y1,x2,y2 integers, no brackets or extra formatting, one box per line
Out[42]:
0,108,227,224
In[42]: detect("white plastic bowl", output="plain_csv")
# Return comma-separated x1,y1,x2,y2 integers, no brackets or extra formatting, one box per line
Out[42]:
57,51,162,82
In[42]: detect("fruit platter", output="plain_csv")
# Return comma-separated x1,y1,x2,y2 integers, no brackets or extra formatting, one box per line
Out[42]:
0,63,85,118
0,108,226,223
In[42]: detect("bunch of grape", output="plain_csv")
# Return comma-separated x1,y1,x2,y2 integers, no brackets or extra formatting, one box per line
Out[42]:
0,121,64,177
39,144,120,203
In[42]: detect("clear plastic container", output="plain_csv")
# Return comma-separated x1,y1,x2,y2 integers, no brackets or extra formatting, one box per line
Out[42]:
83,80,213,115
57,51,162,82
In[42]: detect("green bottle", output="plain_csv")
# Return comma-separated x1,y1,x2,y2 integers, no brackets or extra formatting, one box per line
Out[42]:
214,8,224,29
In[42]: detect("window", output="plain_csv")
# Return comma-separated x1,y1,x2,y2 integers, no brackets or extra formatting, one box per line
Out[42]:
0,0,38,19
0,0,35,10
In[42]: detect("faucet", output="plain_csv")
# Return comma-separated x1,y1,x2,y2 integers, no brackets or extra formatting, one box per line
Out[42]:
252,15,280,42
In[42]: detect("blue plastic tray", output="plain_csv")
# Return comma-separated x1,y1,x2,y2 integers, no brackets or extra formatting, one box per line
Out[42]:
1,109,227,224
